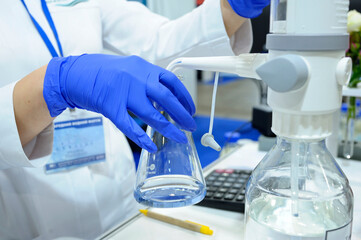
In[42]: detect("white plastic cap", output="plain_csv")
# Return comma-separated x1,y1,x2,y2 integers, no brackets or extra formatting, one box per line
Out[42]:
272,111,333,140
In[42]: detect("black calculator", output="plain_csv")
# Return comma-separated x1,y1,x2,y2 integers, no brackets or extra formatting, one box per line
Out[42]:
196,169,252,213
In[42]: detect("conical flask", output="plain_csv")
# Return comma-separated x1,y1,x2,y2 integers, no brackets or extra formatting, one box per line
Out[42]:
134,113,206,208
244,137,354,239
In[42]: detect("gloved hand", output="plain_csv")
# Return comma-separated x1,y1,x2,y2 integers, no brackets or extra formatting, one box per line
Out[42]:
227,0,270,18
43,54,196,153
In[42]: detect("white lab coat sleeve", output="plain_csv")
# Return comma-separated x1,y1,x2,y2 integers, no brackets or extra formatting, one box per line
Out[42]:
0,82,52,169
99,0,252,67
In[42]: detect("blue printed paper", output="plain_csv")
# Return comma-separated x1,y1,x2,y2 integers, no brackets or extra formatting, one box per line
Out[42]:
45,117,106,173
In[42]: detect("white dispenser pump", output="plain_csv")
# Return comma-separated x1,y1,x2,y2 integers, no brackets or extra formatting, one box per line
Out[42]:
165,0,354,238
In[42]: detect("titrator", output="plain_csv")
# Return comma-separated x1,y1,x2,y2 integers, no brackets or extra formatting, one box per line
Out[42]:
135,0,354,238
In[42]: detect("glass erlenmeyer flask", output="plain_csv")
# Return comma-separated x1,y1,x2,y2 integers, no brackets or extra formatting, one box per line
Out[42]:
134,113,206,208
244,137,354,240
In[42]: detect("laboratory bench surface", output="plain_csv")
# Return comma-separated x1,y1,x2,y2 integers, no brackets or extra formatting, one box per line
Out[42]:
98,142,361,240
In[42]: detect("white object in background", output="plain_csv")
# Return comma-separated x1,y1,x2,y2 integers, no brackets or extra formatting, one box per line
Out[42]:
340,87,361,159
343,86,361,97
270,0,348,34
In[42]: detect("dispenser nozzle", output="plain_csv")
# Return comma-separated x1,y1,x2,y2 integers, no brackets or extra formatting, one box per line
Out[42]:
201,133,221,151
166,54,267,79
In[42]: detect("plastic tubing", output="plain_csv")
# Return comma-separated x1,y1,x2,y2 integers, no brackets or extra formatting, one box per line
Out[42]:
291,142,299,217
209,72,219,134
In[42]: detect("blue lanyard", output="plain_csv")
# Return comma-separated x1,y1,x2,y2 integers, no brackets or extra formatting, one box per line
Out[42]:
20,0,64,57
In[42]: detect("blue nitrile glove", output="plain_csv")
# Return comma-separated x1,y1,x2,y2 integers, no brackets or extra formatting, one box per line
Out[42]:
43,54,196,153
227,0,270,18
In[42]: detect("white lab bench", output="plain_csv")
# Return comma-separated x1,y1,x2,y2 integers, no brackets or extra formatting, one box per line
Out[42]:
98,142,361,240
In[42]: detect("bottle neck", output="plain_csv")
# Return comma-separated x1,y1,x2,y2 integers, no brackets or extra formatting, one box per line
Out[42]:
277,136,326,145
276,136,328,151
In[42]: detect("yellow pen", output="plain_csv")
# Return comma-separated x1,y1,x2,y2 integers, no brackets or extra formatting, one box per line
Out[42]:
139,209,214,235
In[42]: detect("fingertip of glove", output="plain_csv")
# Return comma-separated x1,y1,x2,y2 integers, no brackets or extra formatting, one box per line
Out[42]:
178,133,188,144
182,115,197,132
188,102,196,116
179,133,188,144
170,129,188,144
189,126,197,133
145,142,158,153
186,119,197,132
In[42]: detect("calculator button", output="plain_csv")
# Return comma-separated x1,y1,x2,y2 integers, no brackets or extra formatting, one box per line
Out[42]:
206,186,215,192
224,169,234,174
221,173,230,177
233,183,243,189
236,195,245,201
218,188,228,193
213,181,222,187
224,194,236,200
206,192,214,198
211,172,221,177
206,176,217,181
240,173,250,179
223,182,233,188
240,189,246,195
236,178,246,184
217,177,226,182
206,180,214,185
213,193,224,199
230,173,239,178
207,186,218,192
215,169,225,173
228,188,239,194
226,177,237,182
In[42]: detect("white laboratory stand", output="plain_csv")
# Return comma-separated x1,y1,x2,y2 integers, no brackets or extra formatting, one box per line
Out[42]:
98,142,361,240
343,86,361,98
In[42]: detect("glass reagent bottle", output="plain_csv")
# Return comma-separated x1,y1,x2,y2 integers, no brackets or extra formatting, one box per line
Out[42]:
244,137,353,240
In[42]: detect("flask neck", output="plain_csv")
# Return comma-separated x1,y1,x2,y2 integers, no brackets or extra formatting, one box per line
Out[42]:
276,136,327,147
275,136,331,162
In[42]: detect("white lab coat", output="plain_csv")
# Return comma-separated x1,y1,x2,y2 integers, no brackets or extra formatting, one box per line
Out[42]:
0,0,252,239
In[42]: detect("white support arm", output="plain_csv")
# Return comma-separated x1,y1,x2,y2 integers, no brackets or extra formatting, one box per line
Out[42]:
166,54,268,79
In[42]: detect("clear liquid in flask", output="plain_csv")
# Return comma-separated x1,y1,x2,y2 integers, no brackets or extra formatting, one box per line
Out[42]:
245,190,352,240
